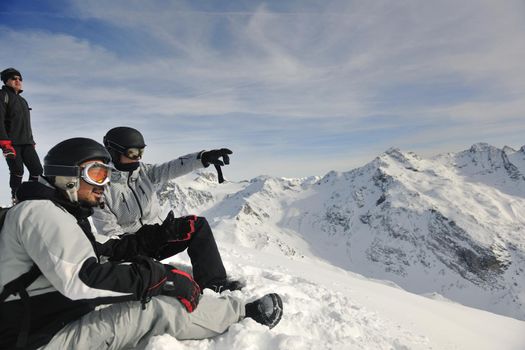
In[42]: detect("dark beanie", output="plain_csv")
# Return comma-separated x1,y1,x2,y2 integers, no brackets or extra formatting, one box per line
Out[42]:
1,68,22,83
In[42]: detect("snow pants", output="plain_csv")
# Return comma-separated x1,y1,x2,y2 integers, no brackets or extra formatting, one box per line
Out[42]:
157,216,228,289
39,294,245,350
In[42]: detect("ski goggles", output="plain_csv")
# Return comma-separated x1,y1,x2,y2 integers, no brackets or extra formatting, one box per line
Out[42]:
44,161,112,186
124,147,144,160
80,161,112,186
104,139,145,160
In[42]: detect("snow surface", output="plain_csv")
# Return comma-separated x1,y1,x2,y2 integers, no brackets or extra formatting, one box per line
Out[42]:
146,143,525,349
149,246,525,350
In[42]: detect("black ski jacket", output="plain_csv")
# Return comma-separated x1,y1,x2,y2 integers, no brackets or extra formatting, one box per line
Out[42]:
0,85,35,144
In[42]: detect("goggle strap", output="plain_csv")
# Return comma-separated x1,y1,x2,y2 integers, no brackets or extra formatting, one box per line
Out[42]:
44,165,80,177
104,139,127,153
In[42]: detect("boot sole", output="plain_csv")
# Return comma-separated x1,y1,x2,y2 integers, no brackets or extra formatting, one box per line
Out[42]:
265,293,283,329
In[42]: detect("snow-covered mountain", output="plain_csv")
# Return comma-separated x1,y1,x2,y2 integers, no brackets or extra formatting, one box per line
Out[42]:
158,143,525,323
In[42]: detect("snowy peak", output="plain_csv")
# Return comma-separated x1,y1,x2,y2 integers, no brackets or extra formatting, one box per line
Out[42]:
382,147,422,167
503,145,517,154
469,142,499,153
453,142,522,177
456,142,507,172
432,143,525,197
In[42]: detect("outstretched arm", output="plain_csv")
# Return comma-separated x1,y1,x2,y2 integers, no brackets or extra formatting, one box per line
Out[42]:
144,152,204,185
95,223,166,260
96,212,198,261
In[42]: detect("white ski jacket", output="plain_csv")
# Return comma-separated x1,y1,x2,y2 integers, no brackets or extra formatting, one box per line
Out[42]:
0,198,130,302
92,152,204,237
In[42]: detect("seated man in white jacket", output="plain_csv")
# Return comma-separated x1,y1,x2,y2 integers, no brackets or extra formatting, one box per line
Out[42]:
92,126,241,293
0,137,283,349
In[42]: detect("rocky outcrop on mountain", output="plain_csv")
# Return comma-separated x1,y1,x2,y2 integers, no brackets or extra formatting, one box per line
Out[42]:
427,208,508,285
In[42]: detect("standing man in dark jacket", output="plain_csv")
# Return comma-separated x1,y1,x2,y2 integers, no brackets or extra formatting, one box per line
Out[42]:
0,68,43,203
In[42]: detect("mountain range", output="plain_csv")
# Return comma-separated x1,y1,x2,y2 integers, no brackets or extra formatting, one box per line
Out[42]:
158,142,525,321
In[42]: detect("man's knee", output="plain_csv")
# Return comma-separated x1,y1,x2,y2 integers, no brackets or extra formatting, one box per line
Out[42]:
9,173,23,189
27,161,43,176
8,162,24,176
194,216,211,233
28,167,43,177
25,159,43,176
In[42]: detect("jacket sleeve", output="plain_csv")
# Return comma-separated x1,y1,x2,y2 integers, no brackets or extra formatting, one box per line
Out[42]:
95,223,167,261
144,151,204,185
0,91,9,140
91,199,126,237
18,201,166,302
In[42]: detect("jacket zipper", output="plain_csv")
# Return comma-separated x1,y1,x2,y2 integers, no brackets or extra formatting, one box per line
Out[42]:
127,173,144,226
121,194,131,213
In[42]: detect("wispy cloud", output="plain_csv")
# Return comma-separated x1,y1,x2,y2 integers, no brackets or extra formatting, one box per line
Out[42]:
0,0,524,202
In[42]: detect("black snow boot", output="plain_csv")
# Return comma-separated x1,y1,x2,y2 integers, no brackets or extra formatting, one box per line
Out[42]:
245,293,283,329
204,278,245,293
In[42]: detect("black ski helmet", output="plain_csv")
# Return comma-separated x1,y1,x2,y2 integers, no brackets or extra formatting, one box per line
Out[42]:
103,127,146,153
103,127,146,171
1,67,22,83
43,138,111,203
44,137,111,177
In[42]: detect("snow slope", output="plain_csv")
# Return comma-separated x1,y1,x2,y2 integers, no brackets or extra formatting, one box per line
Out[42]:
151,143,525,349
149,245,525,350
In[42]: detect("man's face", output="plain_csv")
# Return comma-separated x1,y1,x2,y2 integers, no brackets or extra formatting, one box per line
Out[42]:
77,160,107,207
6,76,23,93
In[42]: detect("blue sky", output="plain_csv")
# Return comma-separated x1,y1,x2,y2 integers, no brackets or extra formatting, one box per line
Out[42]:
1,0,524,196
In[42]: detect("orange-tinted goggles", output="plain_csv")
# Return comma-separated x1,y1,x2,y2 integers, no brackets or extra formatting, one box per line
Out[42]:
81,162,111,186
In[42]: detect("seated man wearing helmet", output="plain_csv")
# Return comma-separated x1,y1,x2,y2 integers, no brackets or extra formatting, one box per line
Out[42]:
92,126,241,293
0,137,283,350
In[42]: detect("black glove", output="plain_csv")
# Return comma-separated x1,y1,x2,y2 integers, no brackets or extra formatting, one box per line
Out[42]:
199,148,232,168
160,211,197,242
199,148,232,184
161,266,201,312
